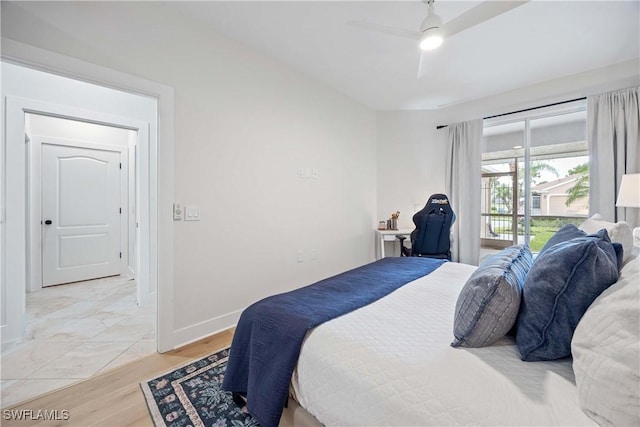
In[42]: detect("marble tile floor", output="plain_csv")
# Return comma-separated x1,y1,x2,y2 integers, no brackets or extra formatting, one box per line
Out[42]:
479,246,502,263
0,275,156,408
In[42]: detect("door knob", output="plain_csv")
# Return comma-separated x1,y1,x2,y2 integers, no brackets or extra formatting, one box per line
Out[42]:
44,220,52,225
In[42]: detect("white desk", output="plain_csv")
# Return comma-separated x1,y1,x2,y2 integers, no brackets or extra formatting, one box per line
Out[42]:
376,228,413,259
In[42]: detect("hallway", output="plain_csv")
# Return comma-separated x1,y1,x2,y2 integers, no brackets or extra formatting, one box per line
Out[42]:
0,276,156,408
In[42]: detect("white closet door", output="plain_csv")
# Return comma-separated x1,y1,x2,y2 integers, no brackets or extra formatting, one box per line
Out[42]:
42,143,121,286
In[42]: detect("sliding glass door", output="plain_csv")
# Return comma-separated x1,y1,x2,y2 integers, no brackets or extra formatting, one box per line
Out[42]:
481,100,588,253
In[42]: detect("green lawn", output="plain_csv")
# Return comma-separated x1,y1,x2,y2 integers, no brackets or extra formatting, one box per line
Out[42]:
493,218,584,253
529,218,584,251
529,228,556,252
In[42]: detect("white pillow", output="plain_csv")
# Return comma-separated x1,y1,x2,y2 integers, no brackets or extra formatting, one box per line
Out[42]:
579,214,634,263
571,255,640,426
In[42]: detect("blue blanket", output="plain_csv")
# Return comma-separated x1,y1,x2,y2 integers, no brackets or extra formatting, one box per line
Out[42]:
221,257,446,427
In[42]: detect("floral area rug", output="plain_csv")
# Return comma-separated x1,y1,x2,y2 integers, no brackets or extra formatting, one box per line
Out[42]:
140,347,259,427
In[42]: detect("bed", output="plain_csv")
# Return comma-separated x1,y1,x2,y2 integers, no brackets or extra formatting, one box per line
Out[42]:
224,217,640,427
291,261,592,426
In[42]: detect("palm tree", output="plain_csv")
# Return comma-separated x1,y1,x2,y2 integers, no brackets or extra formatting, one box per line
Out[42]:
565,163,589,206
530,161,560,185
489,161,559,214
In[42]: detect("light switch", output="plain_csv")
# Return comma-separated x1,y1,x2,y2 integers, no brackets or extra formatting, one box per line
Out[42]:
184,206,200,221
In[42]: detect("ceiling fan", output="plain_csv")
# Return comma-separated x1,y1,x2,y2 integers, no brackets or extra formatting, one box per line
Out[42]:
348,0,529,78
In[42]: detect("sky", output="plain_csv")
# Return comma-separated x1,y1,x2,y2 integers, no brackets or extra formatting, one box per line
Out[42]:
536,155,588,183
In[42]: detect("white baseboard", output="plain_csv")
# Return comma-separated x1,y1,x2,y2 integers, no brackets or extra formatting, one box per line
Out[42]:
164,310,242,352
0,326,21,347
139,290,156,307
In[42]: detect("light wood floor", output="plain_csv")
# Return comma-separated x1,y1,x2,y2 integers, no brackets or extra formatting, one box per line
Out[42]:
1,329,234,426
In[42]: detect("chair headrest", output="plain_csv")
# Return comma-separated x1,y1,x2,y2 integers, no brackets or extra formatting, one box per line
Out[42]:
427,194,451,207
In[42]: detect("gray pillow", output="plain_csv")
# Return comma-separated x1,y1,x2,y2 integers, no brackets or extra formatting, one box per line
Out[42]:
452,245,533,348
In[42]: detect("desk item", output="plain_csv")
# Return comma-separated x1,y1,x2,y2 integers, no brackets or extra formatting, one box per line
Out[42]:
375,228,413,259
390,211,400,230
378,221,387,230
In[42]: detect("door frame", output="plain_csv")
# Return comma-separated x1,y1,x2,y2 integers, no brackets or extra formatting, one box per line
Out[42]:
29,136,130,290
5,97,151,343
1,39,175,352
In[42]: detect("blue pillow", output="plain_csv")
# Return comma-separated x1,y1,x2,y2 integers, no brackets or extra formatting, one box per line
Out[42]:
538,224,624,268
452,245,533,348
612,242,624,271
538,223,586,256
516,229,620,361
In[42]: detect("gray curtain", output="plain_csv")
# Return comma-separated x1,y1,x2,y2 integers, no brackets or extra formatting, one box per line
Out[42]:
445,119,482,265
588,87,640,228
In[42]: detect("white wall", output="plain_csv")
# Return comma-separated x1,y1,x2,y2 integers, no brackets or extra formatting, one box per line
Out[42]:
1,2,377,347
376,111,448,230
377,59,640,230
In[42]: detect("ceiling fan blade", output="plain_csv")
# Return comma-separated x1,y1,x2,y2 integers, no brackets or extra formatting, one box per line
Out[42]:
347,20,420,40
417,50,439,79
443,1,529,37
417,51,428,78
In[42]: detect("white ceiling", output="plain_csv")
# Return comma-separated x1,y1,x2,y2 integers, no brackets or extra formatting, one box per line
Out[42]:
166,1,640,111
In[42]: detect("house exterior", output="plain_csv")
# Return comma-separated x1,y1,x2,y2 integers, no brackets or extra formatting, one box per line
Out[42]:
532,175,589,217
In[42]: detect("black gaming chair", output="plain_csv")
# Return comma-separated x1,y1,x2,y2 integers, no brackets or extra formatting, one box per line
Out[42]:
399,194,456,260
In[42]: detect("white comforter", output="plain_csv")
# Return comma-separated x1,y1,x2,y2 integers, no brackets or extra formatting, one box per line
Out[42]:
291,262,596,426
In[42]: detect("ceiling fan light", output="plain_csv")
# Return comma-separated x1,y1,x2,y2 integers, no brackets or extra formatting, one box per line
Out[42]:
419,28,444,50
419,7,444,51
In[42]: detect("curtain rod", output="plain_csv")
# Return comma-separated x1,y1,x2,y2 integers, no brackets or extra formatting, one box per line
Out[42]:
435,96,587,130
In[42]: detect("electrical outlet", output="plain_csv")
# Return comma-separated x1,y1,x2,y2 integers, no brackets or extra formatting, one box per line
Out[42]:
297,249,304,262
310,249,317,261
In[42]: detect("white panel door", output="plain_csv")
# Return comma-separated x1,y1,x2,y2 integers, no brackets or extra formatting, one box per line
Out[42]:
42,143,122,286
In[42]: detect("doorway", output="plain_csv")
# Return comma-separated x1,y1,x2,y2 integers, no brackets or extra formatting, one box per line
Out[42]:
2,61,161,349
1,47,175,353
1,62,160,406
26,114,136,289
